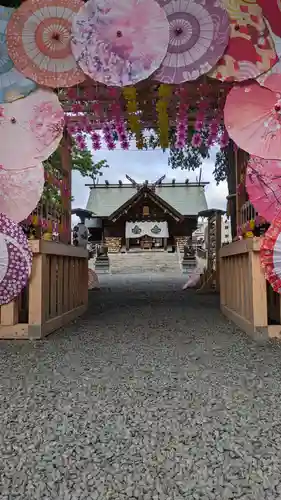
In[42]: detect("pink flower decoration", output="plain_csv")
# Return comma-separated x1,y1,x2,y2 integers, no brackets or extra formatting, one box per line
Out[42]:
71,103,83,113
195,120,203,131
192,133,202,148
107,141,116,150
220,128,229,148
121,141,129,150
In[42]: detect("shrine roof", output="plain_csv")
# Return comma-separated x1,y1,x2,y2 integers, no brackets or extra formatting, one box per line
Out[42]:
86,182,208,217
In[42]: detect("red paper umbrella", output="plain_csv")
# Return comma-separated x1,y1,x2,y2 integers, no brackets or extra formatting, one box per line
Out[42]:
246,156,281,222
209,0,277,82
6,0,85,88
0,213,32,305
260,217,281,293
224,82,281,160
257,0,281,37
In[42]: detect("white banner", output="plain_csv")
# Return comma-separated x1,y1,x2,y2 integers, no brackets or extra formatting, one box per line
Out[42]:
126,221,169,239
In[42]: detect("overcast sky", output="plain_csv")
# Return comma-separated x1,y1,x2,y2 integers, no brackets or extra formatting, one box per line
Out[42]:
72,141,227,223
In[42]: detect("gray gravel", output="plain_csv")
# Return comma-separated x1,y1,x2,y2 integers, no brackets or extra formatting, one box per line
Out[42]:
1,274,281,499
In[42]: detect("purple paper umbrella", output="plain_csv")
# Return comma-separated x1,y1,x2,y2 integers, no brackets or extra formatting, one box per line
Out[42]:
0,213,32,305
154,0,230,84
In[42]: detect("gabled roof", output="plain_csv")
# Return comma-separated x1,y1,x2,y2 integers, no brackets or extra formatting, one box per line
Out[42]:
86,182,208,217
108,185,183,222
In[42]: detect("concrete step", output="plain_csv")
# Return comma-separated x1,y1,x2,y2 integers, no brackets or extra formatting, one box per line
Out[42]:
109,252,182,274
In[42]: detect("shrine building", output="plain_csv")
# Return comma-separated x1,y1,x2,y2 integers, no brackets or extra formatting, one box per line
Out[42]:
85,176,208,252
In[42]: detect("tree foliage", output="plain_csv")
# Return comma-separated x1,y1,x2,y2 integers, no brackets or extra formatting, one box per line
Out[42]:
147,127,228,185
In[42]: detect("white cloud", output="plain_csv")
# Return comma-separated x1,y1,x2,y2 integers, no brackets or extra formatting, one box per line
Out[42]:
72,143,227,224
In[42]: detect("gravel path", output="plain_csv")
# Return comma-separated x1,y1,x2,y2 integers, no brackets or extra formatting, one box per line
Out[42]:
1,275,281,499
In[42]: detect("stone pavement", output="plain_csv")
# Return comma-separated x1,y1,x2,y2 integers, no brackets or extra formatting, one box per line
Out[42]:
1,275,281,499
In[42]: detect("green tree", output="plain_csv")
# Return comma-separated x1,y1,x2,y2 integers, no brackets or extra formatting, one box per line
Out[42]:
47,146,109,181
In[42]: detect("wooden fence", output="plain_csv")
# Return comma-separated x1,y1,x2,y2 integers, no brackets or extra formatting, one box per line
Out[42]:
0,240,88,339
220,238,281,341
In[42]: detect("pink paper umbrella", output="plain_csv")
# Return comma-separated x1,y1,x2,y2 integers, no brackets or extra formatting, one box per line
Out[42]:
6,0,85,88
246,156,281,222
0,163,44,222
260,217,281,293
154,0,229,84
224,82,281,160
0,88,64,170
0,213,32,305
71,0,169,86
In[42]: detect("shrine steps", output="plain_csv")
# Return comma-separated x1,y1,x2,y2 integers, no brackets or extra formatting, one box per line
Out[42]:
108,251,182,275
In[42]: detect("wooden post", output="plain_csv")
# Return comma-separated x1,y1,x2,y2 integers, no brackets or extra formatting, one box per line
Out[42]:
28,253,46,338
0,301,19,326
215,211,222,292
59,129,72,245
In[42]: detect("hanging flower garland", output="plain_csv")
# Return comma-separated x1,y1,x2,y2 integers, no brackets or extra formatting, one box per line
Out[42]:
102,122,116,150
206,117,220,147
123,86,141,143
175,88,189,149
191,132,203,148
194,99,209,133
220,127,229,149
108,88,129,150
157,84,172,149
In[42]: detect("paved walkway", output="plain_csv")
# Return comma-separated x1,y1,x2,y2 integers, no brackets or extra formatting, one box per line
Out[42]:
1,275,281,499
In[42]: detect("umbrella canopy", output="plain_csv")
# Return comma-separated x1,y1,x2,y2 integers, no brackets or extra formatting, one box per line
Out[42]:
0,88,64,170
209,0,277,82
88,269,100,290
0,5,36,103
224,82,281,160
0,213,33,305
154,0,229,84
260,217,281,293
6,0,85,88
257,31,281,92
246,156,281,222
71,0,169,86
0,163,44,222
257,0,281,37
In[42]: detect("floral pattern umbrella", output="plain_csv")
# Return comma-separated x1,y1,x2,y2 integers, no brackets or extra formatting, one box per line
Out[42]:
0,88,64,170
71,0,169,86
6,0,85,88
224,82,281,160
260,217,281,293
209,0,277,81
154,0,229,84
0,6,36,103
0,213,32,305
0,163,44,223
257,0,281,37
246,155,281,222
257,32,281,92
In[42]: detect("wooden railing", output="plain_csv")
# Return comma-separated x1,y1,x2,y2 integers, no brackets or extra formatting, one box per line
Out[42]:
220,238,281,341
0,241,88,339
